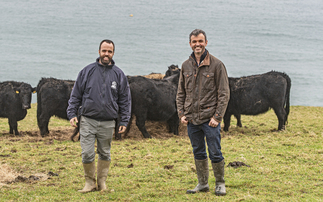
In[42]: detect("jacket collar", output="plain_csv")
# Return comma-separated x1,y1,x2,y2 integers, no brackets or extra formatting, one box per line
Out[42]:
96,57,115,68
190,50,210,68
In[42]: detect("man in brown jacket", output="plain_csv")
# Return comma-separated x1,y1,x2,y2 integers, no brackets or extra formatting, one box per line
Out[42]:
176,29,230,196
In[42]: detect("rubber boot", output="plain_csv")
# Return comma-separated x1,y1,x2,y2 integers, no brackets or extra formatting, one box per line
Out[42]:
97,159,111,191
186,158,210,194
212,160,226,196
78,161,97,193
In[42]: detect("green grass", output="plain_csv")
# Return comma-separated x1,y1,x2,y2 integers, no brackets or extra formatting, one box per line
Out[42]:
0,104,323,201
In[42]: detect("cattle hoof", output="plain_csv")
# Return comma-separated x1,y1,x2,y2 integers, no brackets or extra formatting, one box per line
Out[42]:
41,133,49,138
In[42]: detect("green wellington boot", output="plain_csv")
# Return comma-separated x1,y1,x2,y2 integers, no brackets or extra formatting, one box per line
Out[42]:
78,161,97,193
186,158,210,194
212,160,226,196
97,159,111,191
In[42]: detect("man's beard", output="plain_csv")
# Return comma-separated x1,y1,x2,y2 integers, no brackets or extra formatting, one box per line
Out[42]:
100,56,111,66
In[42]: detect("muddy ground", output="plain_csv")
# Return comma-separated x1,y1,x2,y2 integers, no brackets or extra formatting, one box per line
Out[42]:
0,118,188,142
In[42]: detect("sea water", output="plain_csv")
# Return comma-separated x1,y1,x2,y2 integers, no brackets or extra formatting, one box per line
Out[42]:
0,0,322,106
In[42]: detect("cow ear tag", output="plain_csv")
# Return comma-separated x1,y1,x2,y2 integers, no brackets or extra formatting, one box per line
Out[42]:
16,91,19,94
33,91,36,94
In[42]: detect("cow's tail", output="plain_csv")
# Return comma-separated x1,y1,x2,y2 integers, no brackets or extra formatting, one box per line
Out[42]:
70,107,82,142
122,115,134,138
70,126,79,142
283,73,291,125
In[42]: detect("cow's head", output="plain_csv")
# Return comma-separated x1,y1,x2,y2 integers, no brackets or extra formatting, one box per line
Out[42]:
14,83,36,109
164,64,180,78
163,65,181,87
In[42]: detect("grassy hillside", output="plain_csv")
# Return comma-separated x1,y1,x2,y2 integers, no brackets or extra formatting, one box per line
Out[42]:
0,104,322,201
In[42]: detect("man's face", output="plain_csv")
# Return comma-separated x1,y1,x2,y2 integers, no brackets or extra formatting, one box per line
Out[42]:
99,42,114,66
189,33,208,56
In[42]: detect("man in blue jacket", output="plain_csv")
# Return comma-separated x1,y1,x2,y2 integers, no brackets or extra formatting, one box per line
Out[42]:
67,39,131,193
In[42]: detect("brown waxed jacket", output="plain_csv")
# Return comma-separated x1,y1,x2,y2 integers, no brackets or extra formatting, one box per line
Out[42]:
176,51,230,125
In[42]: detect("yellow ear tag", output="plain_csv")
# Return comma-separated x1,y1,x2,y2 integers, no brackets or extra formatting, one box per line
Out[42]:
16,91,19,94
33,91,36,94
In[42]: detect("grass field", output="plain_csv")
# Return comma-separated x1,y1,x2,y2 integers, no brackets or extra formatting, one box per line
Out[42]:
0,104,322,201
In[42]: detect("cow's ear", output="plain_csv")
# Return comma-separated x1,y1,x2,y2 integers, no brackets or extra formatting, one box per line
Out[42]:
32,87,37,94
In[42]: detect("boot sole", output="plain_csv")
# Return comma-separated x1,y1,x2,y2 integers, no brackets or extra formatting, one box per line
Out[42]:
186,188,210,194
215,192,226,196
78,187,97,193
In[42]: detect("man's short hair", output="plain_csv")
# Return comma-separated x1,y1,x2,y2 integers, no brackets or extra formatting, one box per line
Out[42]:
99,39,115,52
189,29,207,42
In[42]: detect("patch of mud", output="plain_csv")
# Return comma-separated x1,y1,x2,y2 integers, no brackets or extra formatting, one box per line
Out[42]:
119,117,188,140
164,165,174,170
0,127,76,142
12,175,44,183
0,164,18,185
0,164,59,187
227,161,251,168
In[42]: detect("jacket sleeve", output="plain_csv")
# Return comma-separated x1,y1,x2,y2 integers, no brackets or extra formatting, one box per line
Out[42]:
176,67,186,119
213,62,230,122
117,73,131,126
67,71,84,120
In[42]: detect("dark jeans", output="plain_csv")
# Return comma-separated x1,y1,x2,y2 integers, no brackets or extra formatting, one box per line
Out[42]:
187,121,224,163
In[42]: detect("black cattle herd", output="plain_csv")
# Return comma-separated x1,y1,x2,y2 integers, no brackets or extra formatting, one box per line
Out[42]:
0,65,291,139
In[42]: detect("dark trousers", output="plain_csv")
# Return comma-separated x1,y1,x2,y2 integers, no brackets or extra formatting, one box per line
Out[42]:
187,121,224,163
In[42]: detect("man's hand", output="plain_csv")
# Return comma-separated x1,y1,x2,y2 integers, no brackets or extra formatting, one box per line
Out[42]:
70,117,78,127
181,116,188,125
209,117,219,128
119,126,127,134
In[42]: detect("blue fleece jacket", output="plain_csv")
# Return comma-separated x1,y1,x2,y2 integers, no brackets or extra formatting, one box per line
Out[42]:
67,58,131,126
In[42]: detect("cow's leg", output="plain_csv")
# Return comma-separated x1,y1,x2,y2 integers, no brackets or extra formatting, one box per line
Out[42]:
8,119,14,134
167,113,179,135
8,118,19,135
234,114,242,127
135,114,151,138
38,113,50,137
223,113,231,131
273,107,286,131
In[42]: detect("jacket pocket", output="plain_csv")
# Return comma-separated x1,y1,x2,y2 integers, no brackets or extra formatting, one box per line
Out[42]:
105,101,118,116
82,99,97,116
202,72,215,90
184,72,194,90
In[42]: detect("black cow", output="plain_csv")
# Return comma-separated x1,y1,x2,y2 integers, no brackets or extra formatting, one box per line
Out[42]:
164,64,180,78
0,81,36,135
121,65,180,139
37,78,75,137
223,71,291,131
